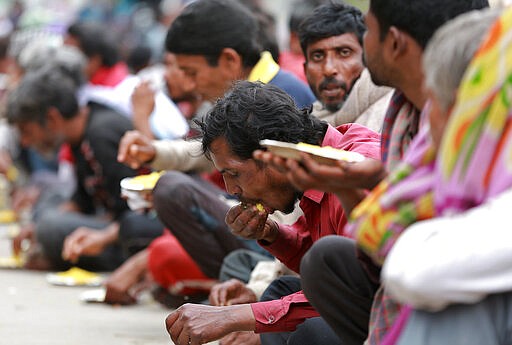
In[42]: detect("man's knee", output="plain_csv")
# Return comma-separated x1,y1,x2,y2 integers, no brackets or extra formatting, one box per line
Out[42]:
153,172,196,209
301,236,355,281
35,209,65,245
288,317,342,345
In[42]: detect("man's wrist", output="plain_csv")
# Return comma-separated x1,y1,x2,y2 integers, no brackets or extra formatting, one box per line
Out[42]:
225,304,256,332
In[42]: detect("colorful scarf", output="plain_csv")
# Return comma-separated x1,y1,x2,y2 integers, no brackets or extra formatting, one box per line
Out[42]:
346,7,512,345
380,91,421,171
348,7,512,266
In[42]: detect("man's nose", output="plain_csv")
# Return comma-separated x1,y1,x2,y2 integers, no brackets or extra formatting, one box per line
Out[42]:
224,179,242,198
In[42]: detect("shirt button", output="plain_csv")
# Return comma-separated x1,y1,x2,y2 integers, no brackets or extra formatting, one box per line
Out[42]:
268,315,275,323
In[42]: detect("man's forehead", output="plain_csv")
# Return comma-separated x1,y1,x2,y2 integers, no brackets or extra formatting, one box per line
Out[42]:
174,54,209,68
210,138,255,170
308,33,361,49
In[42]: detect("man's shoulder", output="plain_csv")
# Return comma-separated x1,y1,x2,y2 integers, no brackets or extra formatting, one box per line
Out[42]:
88,102,132,129
86,102,133,141
269,70,316,108
335,123,381,142
327,124,381,160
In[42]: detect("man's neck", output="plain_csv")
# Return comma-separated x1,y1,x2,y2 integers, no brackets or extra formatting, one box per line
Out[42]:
401,76,427,111
64,107,89,145
396,52,427,111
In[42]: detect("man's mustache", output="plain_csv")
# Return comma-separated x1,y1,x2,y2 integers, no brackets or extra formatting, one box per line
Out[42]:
319,77,348,93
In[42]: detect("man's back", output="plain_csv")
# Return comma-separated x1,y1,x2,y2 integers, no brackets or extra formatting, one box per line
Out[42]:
71,102,136,218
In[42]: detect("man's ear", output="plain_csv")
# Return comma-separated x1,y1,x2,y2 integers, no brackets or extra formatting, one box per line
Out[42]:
218,47,243,78
46,107,63,130
388,26,407,59
87,54,102,78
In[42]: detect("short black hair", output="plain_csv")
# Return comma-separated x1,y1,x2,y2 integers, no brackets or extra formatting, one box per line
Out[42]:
127,45,152,73
67,21,120,67
370,0,489,49
289,1,316,34
165,0,262,68
200,81,327,160
7,67,79,125
254,9,280,63
299,2,365,57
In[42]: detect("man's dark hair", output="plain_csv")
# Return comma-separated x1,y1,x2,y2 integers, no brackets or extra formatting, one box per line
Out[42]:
67,21,120,67
370,0,489,49
289,1,316,34
200,81,327,160
165,0,262,68
7,67,79,125
299,1,365,57
127,45,152,73
254,9,280,63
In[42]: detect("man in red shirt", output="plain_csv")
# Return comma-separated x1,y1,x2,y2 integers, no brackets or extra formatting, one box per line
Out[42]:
165,81,381,345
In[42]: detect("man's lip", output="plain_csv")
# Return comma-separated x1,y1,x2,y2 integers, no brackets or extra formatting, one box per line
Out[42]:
244,201,273,214
321,87,344,98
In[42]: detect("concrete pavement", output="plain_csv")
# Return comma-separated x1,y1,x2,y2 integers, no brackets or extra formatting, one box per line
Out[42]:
0,227,219,345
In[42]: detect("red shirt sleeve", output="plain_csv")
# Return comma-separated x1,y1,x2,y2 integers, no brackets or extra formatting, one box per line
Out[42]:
250,290,320,333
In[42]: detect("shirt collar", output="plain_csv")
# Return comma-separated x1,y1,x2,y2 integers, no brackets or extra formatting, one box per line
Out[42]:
248,51,280,83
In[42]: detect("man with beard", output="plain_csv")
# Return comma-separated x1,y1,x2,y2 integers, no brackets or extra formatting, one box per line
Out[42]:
300,2,391,133
165,81,381,345
254,1,490,345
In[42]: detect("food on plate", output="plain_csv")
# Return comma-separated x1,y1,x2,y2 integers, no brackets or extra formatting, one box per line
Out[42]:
120,171,164,192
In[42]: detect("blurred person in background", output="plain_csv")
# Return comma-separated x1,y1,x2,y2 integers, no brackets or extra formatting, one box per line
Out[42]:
64,21,189,140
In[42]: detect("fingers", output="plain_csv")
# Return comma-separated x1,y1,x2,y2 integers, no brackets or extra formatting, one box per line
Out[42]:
217,284,229,306
117,131,144,162
167,309,189,345
62,236,80,263
209,282,225,306
117,131,155,168
12,228,32,256
62,230,87,263
209,281,231,306
166,311,182,343
253,150,290,173
214,279,241,306
226,204,267,240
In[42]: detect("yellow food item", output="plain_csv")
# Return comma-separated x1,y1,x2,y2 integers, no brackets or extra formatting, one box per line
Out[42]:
54,267,102,285
0,209,17,224
0,254,25,268
6,166,19,182
128,171,164,190
240,203,265,212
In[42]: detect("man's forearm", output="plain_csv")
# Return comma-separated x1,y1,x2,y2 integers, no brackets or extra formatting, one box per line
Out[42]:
150,139,214,172
384,188,512,311
102,221,120,246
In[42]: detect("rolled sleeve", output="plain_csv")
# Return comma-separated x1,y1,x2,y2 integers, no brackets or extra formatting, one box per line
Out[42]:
251,291,319,333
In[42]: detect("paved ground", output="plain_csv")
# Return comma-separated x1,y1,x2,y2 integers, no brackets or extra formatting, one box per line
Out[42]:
0,226,218,345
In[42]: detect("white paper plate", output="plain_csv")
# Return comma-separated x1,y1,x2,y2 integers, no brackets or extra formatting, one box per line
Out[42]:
80,288,106,303
259,139,364,165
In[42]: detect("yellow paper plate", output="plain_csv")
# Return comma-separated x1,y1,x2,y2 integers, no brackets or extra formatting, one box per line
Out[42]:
120,171,164,192
46,267,103,287
0,209,17,224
